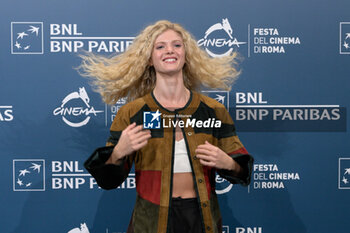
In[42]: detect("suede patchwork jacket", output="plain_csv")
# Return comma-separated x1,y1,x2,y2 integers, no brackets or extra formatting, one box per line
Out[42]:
84,91,253,233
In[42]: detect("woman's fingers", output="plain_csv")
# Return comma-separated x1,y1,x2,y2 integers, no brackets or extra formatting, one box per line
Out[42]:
196,141,215,151
129,124,144,134
124,122,137,132
198,158,216,167
196,153,213,162
134,132,151,145
125,124,151,151
195,141,231,169
197,153,220,168
133,138,150,151
116,123,151,156
195,148,212,156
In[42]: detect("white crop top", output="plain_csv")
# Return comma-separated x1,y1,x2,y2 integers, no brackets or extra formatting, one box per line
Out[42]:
173,139,192,173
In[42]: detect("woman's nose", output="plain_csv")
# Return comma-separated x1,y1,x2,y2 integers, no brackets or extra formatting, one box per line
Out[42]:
165,45,174,53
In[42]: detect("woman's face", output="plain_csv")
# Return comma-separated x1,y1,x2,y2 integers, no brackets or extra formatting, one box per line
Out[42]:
150,29,186,76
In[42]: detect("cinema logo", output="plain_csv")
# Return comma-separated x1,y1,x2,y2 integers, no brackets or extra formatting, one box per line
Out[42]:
53,87,103,127
233,92,345,132
215,175,233,194
143,110,222,129
0,105,14,122
198,18,246,57
253,164,300,189
68,223,90,233
253,28,301,54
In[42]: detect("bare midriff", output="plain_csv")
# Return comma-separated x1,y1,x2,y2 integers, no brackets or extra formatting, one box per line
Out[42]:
172,172,196,198
172,126,197,198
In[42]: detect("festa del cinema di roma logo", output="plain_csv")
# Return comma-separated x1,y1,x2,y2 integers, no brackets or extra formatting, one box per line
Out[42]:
53,87,103,127
197,18,246,57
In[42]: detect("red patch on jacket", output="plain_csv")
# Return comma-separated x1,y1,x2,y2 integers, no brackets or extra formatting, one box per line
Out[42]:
203,166,214,199
229,147,248,155
136,170,162,205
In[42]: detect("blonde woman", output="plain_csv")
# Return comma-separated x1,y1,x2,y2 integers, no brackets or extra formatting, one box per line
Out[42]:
82,20,253,233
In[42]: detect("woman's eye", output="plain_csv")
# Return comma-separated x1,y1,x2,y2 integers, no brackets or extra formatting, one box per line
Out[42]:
175,44,182,48
156,45,164,49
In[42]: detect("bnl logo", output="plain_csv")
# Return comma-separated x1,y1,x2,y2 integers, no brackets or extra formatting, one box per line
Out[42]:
338,158,350,189
13,159,45,191
202,90,229,109
11,22,44,54
340,22,350,54
143,110,161,129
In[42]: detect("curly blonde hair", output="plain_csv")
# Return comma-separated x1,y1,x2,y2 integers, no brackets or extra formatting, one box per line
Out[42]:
78,20,240,104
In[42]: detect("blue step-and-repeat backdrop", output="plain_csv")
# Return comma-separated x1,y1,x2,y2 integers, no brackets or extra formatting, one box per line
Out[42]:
1,0,349,232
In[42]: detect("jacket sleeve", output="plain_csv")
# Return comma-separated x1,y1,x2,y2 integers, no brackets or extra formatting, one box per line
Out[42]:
215,105,254,186
84,105,134,190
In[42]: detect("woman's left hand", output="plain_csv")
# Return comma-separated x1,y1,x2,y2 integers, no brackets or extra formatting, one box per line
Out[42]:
195,141,236,170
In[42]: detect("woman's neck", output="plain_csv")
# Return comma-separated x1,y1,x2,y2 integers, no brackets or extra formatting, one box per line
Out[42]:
153,72,190,108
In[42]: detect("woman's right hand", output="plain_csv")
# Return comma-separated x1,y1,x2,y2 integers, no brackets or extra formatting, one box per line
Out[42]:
109,122,151,164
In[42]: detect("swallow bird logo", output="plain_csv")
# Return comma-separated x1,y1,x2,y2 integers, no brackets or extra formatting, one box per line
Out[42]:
11,22,44,54
13,159,45,191
339,158,350,189
202,91,229,109
340,22,350,54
